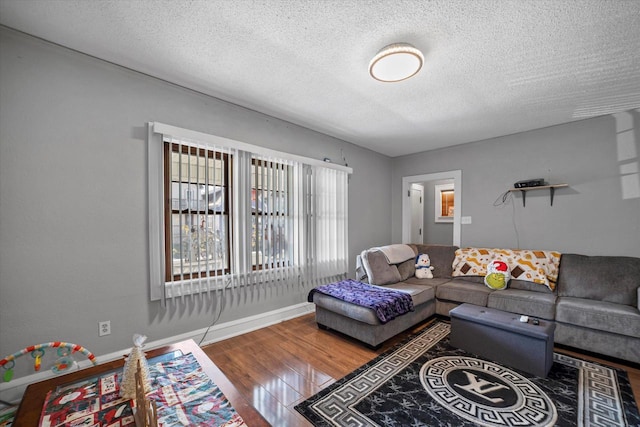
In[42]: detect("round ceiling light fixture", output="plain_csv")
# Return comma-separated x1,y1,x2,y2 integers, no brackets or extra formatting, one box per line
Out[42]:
369,42,424,82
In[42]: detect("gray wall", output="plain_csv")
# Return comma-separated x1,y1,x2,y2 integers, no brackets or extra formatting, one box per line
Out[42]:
0,28,392,361
2,25,639,376
422,179,454,245
392,113,640,257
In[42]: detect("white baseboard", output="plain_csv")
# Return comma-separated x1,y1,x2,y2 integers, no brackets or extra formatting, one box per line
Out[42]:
0,302,315,404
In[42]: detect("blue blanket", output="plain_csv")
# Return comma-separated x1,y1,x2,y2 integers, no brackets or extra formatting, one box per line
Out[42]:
308,279,414,324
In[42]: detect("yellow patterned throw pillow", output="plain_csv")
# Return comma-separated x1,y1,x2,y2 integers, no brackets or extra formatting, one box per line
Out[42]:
452,248,561,291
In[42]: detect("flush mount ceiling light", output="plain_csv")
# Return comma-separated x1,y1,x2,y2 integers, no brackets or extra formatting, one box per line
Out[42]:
369,42,424,82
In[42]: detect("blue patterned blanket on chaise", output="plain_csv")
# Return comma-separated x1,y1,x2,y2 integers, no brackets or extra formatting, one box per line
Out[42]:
308,279,414,323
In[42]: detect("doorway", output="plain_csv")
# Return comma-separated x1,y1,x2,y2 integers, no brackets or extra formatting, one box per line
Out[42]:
402,170,462,246
409,184,424,243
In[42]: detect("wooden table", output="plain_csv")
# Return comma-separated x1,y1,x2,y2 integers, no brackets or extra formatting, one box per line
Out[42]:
12,339,269,426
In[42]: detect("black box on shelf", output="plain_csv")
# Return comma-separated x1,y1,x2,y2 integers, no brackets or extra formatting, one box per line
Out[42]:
514,178,545,188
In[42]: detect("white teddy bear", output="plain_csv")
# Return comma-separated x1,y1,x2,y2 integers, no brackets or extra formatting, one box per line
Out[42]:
415,253,434,279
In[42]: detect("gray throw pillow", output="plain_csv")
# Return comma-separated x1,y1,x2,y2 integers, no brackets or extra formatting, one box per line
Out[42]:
366,250,402,285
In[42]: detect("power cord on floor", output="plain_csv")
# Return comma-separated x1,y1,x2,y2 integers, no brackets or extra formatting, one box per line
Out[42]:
198,278,233,347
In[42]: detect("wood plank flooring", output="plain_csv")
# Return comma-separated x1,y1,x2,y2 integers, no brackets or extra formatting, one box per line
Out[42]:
203,313,640,426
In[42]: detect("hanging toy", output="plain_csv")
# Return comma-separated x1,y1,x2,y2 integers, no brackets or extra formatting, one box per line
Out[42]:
31,348,45,372
2,359,14,382
52,347,77,375
0,342,97,383
120,334,152,399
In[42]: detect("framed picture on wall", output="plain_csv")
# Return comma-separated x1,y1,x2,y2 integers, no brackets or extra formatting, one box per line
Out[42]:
435,183,454,223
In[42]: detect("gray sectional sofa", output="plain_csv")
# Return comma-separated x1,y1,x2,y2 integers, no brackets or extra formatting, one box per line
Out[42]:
309,244,640,364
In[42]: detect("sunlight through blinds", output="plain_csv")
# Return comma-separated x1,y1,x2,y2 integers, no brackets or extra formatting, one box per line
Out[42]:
148,122,351,305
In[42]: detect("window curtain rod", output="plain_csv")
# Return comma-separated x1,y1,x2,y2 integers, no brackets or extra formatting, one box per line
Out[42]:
150,122,353,174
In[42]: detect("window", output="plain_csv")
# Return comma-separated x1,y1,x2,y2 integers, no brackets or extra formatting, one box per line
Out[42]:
148,122,351,304
251,159,291,269
435,182,454,223
165,143,230,281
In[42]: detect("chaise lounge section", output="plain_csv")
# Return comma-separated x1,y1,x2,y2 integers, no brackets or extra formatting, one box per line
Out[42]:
309,243,640,363
311,244,452,348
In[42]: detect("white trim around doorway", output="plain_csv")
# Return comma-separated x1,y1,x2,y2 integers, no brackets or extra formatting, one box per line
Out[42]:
402,170,462,246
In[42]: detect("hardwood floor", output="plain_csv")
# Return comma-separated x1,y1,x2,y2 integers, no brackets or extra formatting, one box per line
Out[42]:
203,313,640,426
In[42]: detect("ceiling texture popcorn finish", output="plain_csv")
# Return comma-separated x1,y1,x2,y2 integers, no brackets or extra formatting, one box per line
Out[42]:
1,0,639,157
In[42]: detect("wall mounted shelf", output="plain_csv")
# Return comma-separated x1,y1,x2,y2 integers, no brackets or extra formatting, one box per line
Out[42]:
509,184,568,207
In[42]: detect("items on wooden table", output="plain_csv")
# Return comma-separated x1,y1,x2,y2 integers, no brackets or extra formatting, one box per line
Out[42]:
134,359,157,427
11,340,269,427
120,334,151,399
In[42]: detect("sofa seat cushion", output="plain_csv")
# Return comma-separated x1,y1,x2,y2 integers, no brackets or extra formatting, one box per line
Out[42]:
312,293,381,325
401,276,452,288
487,289,557,320
385,283,435,306
436,279,493,307
556,297,640,338
312,284,435,326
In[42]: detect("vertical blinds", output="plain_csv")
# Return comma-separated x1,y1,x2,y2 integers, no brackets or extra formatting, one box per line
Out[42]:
309,165,349,287
148,122,351,305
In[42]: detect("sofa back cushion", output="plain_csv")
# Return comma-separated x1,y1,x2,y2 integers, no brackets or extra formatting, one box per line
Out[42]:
410,244,458,278
397,258,416,281
509,279,555,293
557,253,640,306
362,250,402,285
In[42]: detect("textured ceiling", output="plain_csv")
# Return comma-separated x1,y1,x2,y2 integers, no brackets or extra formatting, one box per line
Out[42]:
1,0,639,157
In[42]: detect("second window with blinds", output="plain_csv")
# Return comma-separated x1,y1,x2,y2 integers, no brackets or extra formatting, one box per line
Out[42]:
251,159,291,270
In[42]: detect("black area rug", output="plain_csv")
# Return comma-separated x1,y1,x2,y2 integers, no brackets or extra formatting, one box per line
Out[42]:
295,321,640,427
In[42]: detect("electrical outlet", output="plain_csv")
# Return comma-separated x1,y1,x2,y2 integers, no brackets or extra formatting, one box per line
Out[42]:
99,320,111,337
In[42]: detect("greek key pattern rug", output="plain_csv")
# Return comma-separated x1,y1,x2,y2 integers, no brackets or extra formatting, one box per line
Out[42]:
295,322,640,427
